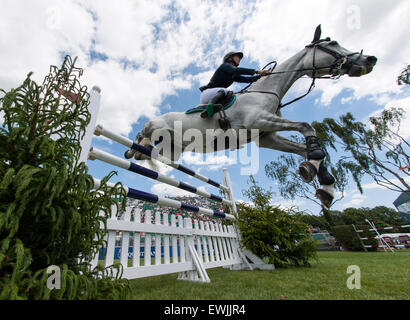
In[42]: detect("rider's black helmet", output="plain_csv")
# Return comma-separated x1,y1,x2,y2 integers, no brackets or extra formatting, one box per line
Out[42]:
223,51,243,65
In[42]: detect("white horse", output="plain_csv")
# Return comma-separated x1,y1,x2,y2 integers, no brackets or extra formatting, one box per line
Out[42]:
125,25,377,208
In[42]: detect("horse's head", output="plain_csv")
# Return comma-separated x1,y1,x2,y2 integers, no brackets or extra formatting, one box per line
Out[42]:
305,25,377,78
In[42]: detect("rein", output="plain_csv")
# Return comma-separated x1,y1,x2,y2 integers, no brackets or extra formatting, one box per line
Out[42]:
240,40,361,109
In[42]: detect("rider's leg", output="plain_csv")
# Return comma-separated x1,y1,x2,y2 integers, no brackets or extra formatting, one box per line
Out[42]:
200,89,226,118
200,87,226,104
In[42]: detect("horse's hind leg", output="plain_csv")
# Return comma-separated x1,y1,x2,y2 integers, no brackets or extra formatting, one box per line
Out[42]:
124,136,152,160
315,161,335,208
124,122,154,160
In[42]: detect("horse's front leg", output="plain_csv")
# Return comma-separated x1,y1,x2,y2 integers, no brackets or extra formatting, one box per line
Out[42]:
253,117,334,207
316,161,335,208
258,132,307,157
252,115,326,182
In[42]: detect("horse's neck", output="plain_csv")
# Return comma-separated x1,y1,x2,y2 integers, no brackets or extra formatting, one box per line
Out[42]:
251,49,310,100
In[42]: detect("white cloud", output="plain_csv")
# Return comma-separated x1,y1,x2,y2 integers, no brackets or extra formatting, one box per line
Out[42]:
0,0,95,90
331,189,368,210
342,192,368,208
0,0,256,138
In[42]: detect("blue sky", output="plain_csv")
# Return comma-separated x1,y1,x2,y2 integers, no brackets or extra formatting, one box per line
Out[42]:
1,0,409,215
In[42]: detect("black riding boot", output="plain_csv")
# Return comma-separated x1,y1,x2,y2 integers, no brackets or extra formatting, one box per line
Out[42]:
201,90,226,118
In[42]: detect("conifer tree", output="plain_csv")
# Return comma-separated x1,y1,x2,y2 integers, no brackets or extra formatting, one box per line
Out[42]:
0,56,131,299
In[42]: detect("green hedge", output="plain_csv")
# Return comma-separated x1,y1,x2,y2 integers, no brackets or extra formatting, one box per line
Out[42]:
330,225,378,251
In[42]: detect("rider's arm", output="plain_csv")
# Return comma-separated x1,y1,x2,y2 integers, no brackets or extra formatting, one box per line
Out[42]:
232,74,262,83
220,62,256,76
220,63,262,83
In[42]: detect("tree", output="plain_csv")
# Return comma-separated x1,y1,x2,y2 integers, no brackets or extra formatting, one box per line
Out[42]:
337,206,404,227
313,107,409,194
298,206,405,229
0,56,130,299
298,212,336,230
397,65,409,85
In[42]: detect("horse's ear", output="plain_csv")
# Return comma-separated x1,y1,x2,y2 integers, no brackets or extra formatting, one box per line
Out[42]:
312,24,322,43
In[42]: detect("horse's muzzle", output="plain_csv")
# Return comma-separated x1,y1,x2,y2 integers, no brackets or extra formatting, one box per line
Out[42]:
347,55,377,77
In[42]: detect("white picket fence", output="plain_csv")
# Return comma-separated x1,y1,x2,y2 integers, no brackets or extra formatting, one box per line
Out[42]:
89,205,245,283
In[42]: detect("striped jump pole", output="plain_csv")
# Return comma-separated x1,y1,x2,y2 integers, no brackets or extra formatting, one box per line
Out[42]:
355,225,410,233
364,244,408,249
93,178,235,221
88,147,233,206
93,124,230,193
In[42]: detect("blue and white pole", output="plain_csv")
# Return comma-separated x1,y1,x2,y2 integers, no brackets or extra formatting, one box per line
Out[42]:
93,178,235,221
88,147,233,206
94,125,229,192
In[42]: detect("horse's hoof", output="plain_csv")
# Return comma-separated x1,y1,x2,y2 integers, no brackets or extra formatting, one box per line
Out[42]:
315,189,333,208
134,152,142,160
299,161,317,183
124,150,134,159
134,152,150,161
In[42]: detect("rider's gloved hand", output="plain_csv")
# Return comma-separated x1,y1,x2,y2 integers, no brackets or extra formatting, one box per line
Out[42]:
255,70,270,76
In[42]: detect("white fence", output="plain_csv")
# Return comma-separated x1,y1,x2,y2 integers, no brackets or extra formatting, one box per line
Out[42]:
89,206,244,282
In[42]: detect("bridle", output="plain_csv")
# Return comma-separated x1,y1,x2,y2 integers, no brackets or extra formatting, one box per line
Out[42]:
307,38,362,79
240,38,362,109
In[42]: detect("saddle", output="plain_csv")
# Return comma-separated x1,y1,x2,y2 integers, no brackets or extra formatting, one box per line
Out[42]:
185,91,235,131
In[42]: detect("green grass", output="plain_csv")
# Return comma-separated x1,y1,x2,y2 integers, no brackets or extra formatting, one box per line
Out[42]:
126,251,410,300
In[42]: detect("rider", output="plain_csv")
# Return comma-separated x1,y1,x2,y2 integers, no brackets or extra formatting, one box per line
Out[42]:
199,51,270,118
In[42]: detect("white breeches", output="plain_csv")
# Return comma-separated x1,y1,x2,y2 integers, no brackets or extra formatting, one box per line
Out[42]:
199,87,228,104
